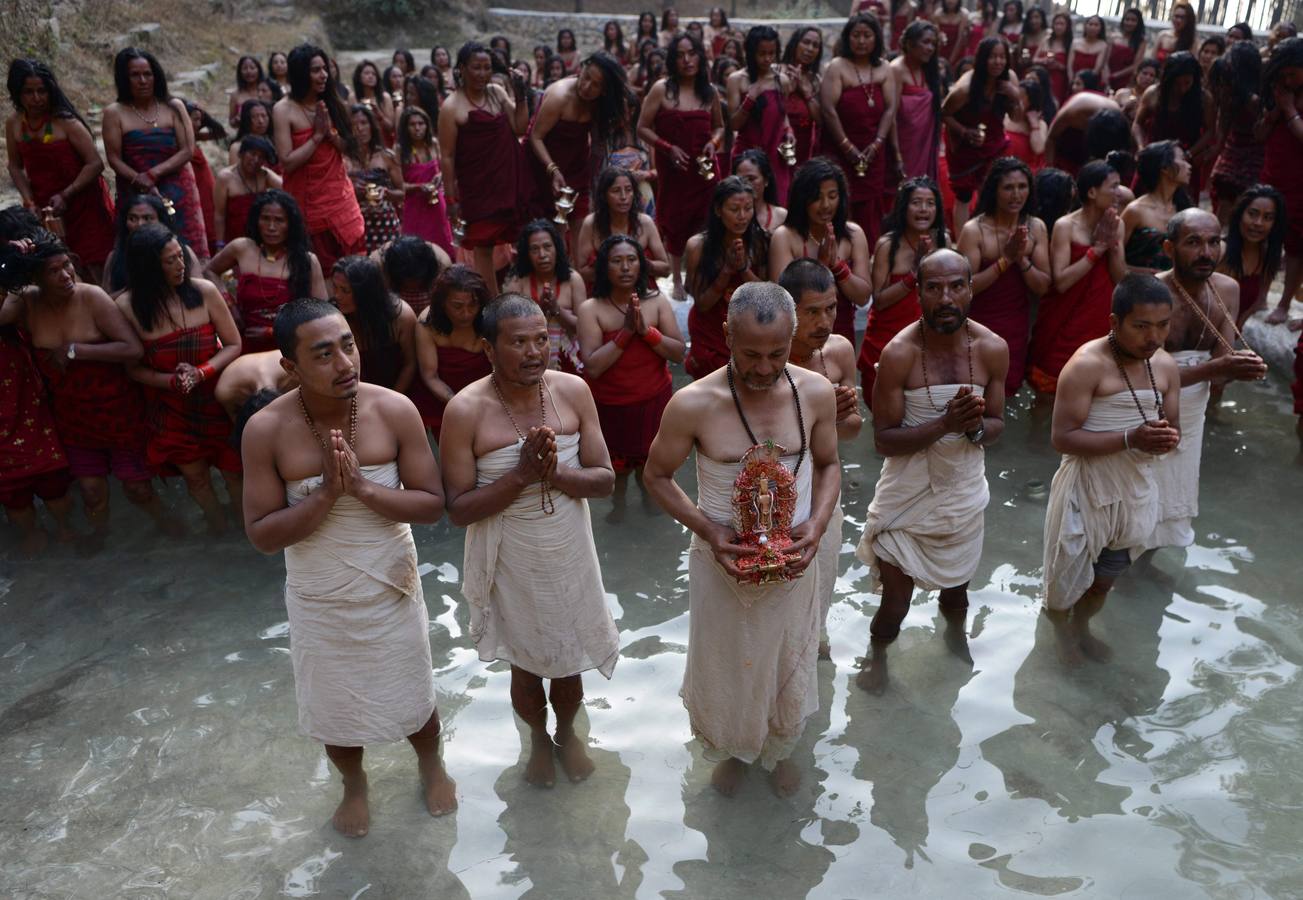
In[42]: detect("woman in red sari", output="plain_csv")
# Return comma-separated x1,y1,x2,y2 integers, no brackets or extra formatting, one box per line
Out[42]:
103,48,209,260
780,27,824,168
5,60,116,283
1107,9,1148,93
889,21,942,182
638,33,724,301
118,223,242,533
205,189,326,354
1035,12,1072,106
859,176,948,404
1218,186,1284,332
502,219,586,373
822,13,897,246
212,136,282,249
1260,38,1303,326
414,264,493,440
942,36,1018,232
933,0,971,71
728,26,794,204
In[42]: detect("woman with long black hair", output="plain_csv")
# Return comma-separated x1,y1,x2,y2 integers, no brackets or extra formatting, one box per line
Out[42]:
1258,37,1303,326
1219,185,1285,330
1208,43,1265,223
229,55,265,128
942,36,1021,231
727,25,795,202
1107,9,1147,93
1133,51,1215,201
330,255,416,392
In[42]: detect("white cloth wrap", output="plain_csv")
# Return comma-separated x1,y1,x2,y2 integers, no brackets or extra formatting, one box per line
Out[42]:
682,451,818,770
815,494,844,642
1147,349,1210,549
1042,390,1163,611
460,432,619,679
284,461,435,746
855,385,989,592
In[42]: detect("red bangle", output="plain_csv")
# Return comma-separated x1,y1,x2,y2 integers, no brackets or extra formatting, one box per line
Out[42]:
656,138,673,152
903,272,917,293
832,260,851,282
1085,247,1100,264
613,329,633,349
197,363,216,382
741,95,755,109
643,326,663,347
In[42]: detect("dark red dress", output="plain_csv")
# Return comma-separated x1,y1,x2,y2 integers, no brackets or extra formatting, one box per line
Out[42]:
537,117,593,223
945,100,1009,199
223,192,255,244
457,110,526,248
0,331,70,509
191,146,218,256
139,322,240,472
858,272,920,408
235,273,291,354
588,330,673,472
686,271,748,378
653,107,718,256
1107,43,1137,92
1261,118,1303,256
971,256,1031,394
1028,243,1112,393
33,355,148,456
16,137,116,268
418,343,492,440
732,88,791,203
835,80,888,246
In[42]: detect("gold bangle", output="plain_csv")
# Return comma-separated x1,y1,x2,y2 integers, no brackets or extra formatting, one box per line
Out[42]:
546,162,560,176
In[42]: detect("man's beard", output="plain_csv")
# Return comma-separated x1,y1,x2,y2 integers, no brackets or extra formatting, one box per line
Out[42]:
924,308,968,335
1175,259,1215,283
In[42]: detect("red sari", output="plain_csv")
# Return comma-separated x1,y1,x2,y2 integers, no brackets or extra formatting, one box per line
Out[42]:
223,192,255,244
896,82,939,181
1261,119,1303,257
588,330,673,471
945,100,1009,199
537,117,593,223
857,272,920,407
419,344,492,439
1233,269,1263,332
139,323,240,472
1069,50,1100,83
118,128,208,255
191,146,218,256
1044,49,1069,105
283,128,365,272
0,332,69,508
653,107,718,256
971,257,1031,394
15,138,115,267
1006,128,1044,173
456,109,524,248
1107,43,1137,92
32,356,148,453
1027,243,1112,393
235,273,291,354
835,81,888,246
732,88,791,203
686,271,747,378
783,92,819,167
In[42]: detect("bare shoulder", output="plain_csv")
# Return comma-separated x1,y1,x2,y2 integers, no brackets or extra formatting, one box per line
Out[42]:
244,389,297,443
823,333,857,377
1151,347,1182,386
665,371,723,418
368,382,422,419
546,369,593,403
879,326,920,370
443,375,494,422
1061,338,1108,382
970,320,1009,358
790,362,835,404
1210,271,1239,301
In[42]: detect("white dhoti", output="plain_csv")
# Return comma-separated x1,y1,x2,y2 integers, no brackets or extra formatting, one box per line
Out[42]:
1147,349,1210,549
814,493,843,642
682,452,819,770
856,385,989,592
461,432,619,679
1042,391,1163,611
284,461,436,746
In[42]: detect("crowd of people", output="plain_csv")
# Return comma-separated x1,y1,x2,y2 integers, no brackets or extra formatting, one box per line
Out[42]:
0,2,1297,834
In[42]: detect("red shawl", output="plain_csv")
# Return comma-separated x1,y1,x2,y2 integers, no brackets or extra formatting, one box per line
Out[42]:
140,323,240,471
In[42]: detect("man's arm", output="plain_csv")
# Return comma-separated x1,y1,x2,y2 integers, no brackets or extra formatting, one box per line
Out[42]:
81,287,143,363
975,332,1008,446
787,376,840,574
242,412,340,553
547,376,615,499
441,393,548,527
828,336,863,441
872,342,981,456
345,393,444,524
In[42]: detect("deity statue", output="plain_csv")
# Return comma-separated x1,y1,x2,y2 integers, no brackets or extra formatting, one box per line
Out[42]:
731,441,801,584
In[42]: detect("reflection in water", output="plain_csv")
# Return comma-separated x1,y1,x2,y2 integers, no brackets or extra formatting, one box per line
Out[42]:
2,366,1301,896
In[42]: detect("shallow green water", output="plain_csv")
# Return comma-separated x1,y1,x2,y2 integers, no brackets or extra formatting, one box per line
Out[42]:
1,358,1300,898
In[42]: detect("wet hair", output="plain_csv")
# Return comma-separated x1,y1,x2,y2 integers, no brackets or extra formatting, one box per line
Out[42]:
397,106,435,165
481,292,541,345
1157,51,1202,132
348,103,385,158
743,24,781,91
0,205,43,242
1112,272,1172,318
0,228,69,291
274,298,342,358
393,48,416,73
881,176,948,271
7,59,90,130
778,257,834,304
838,14,884,65
1085,109,1133,182
974,156,1035,220
426,264,489,335
1075,160,1116,205
237,134,277,166
233,99,274,145
783,26,825,72
232,387,281,448
692,176,767,295
183,99,227,142
333,255,398,352
1026,64,1058,120
288,45,357,157
732,148,778,205
727,281,796,334
709,7,729,28
580,53,637,155
1263,38,1303,110
108,194,183,292
1075,70,1103,92
603,20,627,59
902,21,943,121
967,37,1013,118
711,56,739,88
666,33,715,104
235,55,265,90
592,166,642,241
1223,185,1285,283
113,48,169,103
786,158,851,242
1121,8,1146,51
1034,167,1075,236
381,236,441,293
247,189,314,300
127,223,201,331
1082,14,1106,40
405,76,441,125
352,60,384,100
1170,1,1197,52
1220,41,1261,112
592,233,652,299
512,219,572,282
1134,141,1192,210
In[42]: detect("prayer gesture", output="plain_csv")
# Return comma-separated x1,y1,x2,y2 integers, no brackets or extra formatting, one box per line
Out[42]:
1128,419,1180,455
333,430,365,498
1003,224,1029,263
1091,207,1119,251
311,101,332,140
942,385,985,434
515,425,557,484
816,231,837,268
538,282,560,318
704,521,754,580
171,362,201,395
833,384,859,423
630,295,648,336
917,233,934,258
1220,349,1268,381
723,237,748,274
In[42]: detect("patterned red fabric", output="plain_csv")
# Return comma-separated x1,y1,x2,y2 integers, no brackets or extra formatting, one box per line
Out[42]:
118,128,208,254
235,273,291,354
858,272,920,408
139,323,240,471
15,138,115,266
1028,243,1113,393
32,355,148,452
191,146,218,256
0,331,68,496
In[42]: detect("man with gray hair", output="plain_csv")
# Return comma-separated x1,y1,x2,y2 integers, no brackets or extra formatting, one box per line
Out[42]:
644,281,841,797
855,249,1008,693
441,293,620,788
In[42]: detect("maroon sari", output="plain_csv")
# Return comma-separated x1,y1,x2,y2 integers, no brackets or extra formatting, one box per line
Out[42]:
139,322,240,472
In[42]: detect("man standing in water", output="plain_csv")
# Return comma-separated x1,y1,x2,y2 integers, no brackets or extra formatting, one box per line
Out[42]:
778,259,862,659
1149,209,1266,548
1043,275,1181,666
242,299,454,837
855,249,1008,693
644,282,841,797
440,294,619,788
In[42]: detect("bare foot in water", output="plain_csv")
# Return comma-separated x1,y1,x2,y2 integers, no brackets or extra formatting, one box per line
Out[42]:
770,759,801,797
18,527,49,558
1051,624,1086,668
524,730,556,787
1076,630,1113,662
1266,306,1289,325
817,640,832,661
419,757,458,816
711,757,747,797
555,732,596,783
332,775,370,837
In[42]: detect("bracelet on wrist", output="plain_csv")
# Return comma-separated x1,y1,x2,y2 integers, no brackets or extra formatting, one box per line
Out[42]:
613,329,633,350
197,363,216,383
1085,247,1100,264
643,326,663,347
996,257,1010,273
831,260,851,282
